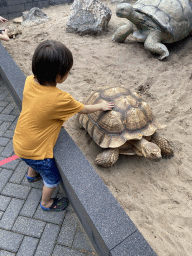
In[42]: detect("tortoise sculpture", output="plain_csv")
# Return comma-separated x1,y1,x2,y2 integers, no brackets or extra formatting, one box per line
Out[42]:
79,87,174,167
112,0,192,60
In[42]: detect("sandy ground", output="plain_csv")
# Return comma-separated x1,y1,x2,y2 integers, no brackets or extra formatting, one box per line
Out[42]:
1,1,192,255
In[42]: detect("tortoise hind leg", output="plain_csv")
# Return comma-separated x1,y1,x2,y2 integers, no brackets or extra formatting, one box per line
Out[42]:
144,30,169,60
112,21,135,43
152,132,174,159
95,148,119,167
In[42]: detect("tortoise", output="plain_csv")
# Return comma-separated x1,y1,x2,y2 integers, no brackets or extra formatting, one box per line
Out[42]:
79,87,174,167
112,0,192,60
7,24,22,39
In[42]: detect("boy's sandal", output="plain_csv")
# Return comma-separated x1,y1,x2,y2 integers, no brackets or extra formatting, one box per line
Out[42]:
26,173,42,182
40,197,69,212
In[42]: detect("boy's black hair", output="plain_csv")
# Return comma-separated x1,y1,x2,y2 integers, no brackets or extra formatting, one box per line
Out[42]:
32,40,73,86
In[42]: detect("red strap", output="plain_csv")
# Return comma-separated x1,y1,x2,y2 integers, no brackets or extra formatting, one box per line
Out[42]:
0,155,19,166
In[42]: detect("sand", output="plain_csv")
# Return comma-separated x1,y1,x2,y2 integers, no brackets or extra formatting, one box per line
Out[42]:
1,1,192,255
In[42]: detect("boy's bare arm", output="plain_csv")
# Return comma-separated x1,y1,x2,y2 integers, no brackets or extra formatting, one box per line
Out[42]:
79,101,114,114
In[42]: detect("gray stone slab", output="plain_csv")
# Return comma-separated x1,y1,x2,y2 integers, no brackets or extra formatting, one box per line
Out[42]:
54,129,137,254
0,169,13,193
0,229,23,252
52,245,85,256
110,230,157,256
0,44,25,111
20,188,42,217
12,216,46,238
34,204,66,225
17,236,38,256
73,225,95,253
0,198,24,230
57,211,78,246
1,183,31,199
0,195,11,211
35,223,60,256
9,161,28,184
1,140,14,157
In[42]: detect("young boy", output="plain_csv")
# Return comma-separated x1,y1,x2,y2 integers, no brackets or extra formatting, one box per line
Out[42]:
13,40,114,211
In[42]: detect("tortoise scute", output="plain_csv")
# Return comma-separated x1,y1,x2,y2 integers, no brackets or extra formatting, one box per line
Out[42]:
102,87,127,98
98,111,125,134
126,108,148,131
141,101,153,122
85,91,100,105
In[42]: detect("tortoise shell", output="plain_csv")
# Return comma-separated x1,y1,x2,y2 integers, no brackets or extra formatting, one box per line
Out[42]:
79,87,163,148
133,0,192,41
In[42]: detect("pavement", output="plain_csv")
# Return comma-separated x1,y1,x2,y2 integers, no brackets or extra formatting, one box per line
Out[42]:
0,77,97,256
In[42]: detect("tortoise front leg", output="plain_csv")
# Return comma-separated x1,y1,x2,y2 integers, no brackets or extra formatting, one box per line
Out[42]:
95,148,119,167
144,30,169,60
112,21,135,43
152,132,174,158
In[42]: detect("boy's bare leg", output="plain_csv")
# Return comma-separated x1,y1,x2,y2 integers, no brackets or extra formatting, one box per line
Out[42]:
28,166,38,177
41,186,55,208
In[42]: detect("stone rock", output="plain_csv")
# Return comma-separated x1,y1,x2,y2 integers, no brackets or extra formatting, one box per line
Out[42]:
22,7,50,26
66,0,112,35
13,17,23,24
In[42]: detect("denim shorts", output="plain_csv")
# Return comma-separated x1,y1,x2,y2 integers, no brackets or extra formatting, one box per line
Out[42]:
21,158,61,188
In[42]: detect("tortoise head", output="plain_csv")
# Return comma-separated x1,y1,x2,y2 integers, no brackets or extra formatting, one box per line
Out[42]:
141,141,162,161
116,3,134,19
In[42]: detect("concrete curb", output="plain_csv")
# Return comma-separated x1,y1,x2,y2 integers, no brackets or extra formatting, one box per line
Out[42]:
0,43,157,256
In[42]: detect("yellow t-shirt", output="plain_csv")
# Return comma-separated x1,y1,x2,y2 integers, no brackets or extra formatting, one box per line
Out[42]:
13,75,84,160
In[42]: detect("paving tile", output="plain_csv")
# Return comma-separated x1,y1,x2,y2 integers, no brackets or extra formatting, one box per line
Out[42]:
9,161,28,184
35,223,60,256
0,211,3,220
1,103,15,115
3,130,14,139
0,122,12,136
0,170,13,193
17,236,38,256
1,183,31,199
0,158,20,170
12,216,46,238
0,198,24,230
34,204,66,225
0,101,9,107
0,107,5,113
57,211,78,246
20,188,42,218
8,118,18,131
10,108,19,116
1,140,14,157
73,225,95,253
0,195,11,211
52,245,85,256
0,251,16,255
21,176,44,189
0,229,23,252
0,114,16,123
0,137,10,147
0,91,9,101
